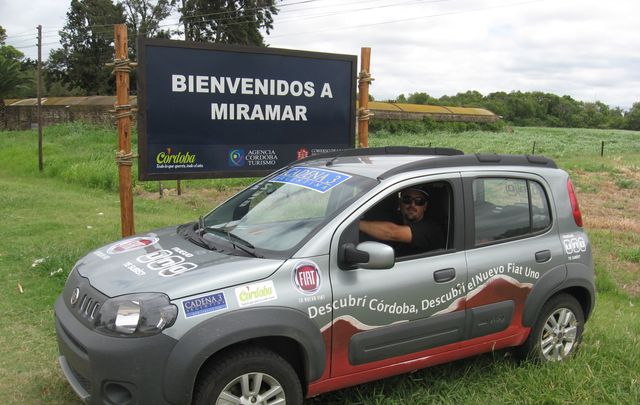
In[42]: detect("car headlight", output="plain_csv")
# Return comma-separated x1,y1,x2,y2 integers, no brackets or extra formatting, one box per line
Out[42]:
95,293,178,337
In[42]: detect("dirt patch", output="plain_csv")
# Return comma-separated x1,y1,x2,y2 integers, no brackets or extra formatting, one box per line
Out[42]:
577,171,640,233
574,167,640,296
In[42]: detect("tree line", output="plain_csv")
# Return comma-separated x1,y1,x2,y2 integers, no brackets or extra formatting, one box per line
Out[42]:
1,0,277,99
1,1,638,131
392,91,640,131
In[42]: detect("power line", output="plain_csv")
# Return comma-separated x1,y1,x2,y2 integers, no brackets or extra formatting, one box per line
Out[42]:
274,0,451,24
270,0,544,38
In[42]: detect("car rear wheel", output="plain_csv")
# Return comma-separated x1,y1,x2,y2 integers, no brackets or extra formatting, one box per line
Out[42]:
518,293,584,362
193,347,303,405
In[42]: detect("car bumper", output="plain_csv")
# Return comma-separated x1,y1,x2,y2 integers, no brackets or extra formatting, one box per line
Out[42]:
54,295,179,405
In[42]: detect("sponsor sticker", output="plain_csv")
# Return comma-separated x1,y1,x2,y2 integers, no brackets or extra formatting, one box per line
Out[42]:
183,292,227,318
562,233,587,257
93,250,111,260
235,280,278,307
134,248,199,277
106,236,159,255
271,167,350,193
293,262,321,295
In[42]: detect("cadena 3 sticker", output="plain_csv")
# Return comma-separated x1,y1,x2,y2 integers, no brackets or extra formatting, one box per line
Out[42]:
107,236,159,255
183,292,227,318
270,167,351,193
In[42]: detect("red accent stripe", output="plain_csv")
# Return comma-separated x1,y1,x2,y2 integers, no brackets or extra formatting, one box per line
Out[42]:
307,327,529,398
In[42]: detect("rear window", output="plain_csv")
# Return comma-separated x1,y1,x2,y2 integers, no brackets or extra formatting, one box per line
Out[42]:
473,178,551,245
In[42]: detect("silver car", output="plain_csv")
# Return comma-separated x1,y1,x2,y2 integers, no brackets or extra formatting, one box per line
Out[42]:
55,147,595,404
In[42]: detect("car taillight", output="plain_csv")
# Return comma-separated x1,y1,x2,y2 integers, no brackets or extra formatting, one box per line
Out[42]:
567,178,583,227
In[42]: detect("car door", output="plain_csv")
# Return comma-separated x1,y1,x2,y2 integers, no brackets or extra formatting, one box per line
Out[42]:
327,173,468,377
461,172,565,339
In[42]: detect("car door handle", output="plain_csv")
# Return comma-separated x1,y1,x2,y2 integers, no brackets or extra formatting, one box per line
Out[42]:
434,268,456,283
535,250,551,263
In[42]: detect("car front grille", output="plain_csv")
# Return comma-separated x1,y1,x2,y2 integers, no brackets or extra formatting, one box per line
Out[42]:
64,270,109,329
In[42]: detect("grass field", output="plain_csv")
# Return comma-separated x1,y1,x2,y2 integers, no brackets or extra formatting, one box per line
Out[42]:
0,123,639,404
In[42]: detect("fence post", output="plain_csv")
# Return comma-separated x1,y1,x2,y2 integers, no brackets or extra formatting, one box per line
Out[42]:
601,141,605,157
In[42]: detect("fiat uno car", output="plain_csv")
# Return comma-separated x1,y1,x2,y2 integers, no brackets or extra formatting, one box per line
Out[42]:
55,147,595,405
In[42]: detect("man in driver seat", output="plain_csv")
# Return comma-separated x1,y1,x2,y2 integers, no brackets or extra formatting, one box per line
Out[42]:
359,187,444,256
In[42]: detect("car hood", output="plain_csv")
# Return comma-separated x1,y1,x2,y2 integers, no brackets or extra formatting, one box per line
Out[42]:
75,226,285,299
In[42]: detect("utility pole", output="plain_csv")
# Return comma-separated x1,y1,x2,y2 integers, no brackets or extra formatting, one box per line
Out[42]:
111,24,136,237
357,47,373,148
37,25,43,171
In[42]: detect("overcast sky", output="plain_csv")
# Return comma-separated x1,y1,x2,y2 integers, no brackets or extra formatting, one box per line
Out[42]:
2,0,638,109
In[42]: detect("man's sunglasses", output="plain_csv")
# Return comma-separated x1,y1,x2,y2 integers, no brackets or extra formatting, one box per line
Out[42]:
401,195,428,206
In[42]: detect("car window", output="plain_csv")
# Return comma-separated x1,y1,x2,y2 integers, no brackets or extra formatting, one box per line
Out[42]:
359,181,452,258
530,181,551,231
473,178,551,245
203,167,377,256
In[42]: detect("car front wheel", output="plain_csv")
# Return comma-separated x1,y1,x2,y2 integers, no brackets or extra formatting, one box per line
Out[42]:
193,347,303,405
518,293,585,362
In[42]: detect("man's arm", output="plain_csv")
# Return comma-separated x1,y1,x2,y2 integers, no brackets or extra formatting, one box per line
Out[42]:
359,220,412,243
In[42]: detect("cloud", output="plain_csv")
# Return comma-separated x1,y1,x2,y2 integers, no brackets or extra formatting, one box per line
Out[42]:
1,0,638,108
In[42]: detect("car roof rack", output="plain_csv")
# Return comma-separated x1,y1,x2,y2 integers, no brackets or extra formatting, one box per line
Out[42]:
379,153,558,179
295,146,464,165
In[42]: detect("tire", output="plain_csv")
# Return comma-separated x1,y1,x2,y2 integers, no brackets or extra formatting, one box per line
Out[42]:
192,347,303,405
517,293,584,362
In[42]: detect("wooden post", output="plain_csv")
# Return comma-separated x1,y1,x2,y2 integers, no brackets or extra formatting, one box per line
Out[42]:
37,25,43,172
601,141,605,157
113,24,135,237
357,47,373,148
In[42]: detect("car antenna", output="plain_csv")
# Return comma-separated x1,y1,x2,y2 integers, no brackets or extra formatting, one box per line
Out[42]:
326,149,348,167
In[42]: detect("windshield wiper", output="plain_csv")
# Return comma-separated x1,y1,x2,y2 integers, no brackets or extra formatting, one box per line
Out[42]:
204,226,261,258
178,222,217,251
226,232,261,257
197,215,206,235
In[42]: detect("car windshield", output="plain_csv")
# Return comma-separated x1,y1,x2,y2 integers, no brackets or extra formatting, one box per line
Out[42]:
202,166,377,256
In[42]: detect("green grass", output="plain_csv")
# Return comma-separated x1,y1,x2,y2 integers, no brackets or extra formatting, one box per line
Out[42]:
1,123,639,404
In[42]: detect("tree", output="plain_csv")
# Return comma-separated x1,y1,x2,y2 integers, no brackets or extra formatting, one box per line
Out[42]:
625,102,640,131
180,0,278,46
53,0,126,95
406,92,437,105
0,25,32,99
123,0,175,43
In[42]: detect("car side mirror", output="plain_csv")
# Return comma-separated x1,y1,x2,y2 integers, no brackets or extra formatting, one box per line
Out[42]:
341,241,395,270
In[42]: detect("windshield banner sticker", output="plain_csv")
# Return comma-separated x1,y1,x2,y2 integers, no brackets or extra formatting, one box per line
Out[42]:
235,280,278,307
183,292,227,318
271,167,351,193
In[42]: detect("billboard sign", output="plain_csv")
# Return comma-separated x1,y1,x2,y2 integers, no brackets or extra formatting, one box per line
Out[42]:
137,39,357,180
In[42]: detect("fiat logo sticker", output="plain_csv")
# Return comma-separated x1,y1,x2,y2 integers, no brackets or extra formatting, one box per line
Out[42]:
293,262,321,295
106,236,159,255
70,287,80,306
